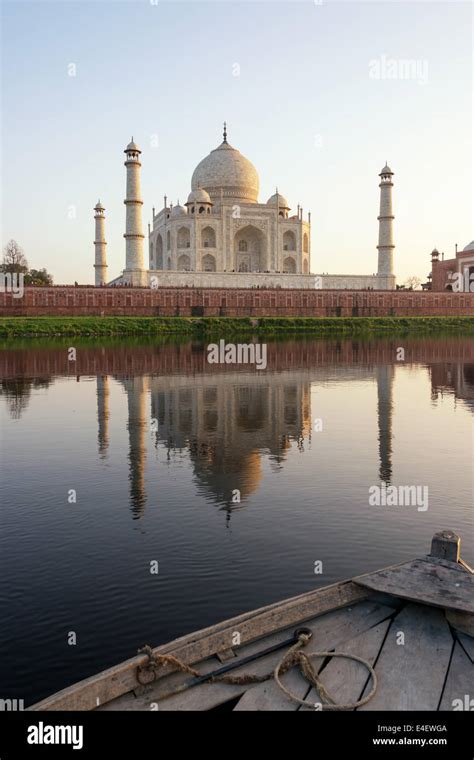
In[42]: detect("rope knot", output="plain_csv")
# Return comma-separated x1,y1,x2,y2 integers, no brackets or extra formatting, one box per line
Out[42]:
297,632,312,646
136,645,201,685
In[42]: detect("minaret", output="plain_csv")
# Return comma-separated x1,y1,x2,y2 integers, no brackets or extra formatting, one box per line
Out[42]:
93,201,107,286
377,163,395,281
430,247,440,291
123,138,146,286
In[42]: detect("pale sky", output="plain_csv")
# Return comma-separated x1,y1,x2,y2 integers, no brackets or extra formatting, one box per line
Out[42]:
1,0,472,284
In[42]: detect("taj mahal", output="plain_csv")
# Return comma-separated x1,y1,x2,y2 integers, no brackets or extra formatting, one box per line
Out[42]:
94,124,396,291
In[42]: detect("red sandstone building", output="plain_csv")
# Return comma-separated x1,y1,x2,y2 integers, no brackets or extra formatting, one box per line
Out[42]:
431,240,474,292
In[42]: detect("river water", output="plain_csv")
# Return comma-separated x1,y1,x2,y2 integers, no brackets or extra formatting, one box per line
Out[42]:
0,334,472,705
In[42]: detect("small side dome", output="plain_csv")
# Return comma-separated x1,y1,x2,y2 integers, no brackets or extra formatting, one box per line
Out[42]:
94,200,105,211
171,204,187,217
462,240,474,252
267,192,290,209
186,188,212,205
380,163,393,175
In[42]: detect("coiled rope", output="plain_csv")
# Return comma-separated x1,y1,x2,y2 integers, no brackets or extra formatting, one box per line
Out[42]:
272,631,377,710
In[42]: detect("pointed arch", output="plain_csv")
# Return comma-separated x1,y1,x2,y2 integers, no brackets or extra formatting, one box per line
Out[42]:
234,225,267,272
177,254,191,271
283,230,296,251
202,254,216,272
177,226,190,249
201,226,216,248
156,234,163,269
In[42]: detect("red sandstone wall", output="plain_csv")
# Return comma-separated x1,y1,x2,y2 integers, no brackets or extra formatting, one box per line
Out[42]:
432,260,456,291
0,286,474,317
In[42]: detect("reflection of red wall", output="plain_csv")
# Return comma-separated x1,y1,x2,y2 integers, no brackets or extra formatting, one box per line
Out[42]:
1,286,474,316
1,337,473,379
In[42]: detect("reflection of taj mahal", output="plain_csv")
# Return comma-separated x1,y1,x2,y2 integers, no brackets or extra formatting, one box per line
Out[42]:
94,124,396,291
114,372,312,519
96,365,394,520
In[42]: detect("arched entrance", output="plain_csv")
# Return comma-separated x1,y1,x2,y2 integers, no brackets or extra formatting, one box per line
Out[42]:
283,257,296,273
156,234,163,269
201,226,216,248
177,227,190,249
233,225,267,273
178,254,191,271
202,254,216,272
283,230,296,251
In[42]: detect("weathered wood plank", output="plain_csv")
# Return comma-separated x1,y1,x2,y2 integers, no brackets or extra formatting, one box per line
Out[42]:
365,591,403,609
439,642,474,711
359,604,453,710
354,558,474,613
30,580,368,711
445,609,474,637
456,632,474,663
421,556,469,573
96,691,138,710
300,620,390,710
232,603,393,712
216,649,236,663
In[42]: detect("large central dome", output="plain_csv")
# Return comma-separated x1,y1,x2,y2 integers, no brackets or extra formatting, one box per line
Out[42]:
191,129,259,204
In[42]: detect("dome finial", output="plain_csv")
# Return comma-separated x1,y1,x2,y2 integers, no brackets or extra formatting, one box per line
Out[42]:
223,121,227,144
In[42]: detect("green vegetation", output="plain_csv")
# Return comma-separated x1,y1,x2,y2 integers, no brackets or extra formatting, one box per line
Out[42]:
1,315,474,338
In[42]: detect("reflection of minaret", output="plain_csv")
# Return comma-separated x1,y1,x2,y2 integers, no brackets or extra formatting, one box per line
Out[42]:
125,376,149,519
96,375,110,458
377,365,394,482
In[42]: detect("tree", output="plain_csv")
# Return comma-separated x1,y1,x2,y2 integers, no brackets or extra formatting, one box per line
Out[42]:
1,241,53,285
1,240,28,274
403,276,422,291
24,268,53,286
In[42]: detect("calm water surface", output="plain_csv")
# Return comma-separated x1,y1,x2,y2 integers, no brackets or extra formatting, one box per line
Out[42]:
0,335,473,704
